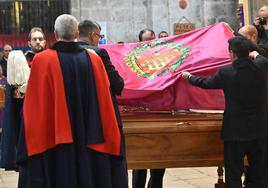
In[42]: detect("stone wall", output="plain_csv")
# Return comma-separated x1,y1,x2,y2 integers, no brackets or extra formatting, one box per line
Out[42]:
71,0,239,43
203,0,239,30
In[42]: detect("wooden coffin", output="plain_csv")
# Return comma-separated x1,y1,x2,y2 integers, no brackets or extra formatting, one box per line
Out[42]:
121,111,224,169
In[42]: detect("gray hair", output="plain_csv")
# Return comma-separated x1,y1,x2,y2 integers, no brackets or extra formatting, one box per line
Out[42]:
258,6,268,15
54,14,78,41
78,20,101,37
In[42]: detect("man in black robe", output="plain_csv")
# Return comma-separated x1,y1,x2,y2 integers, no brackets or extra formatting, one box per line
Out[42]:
17,14,128,188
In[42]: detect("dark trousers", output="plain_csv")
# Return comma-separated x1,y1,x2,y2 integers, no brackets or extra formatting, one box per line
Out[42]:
224,139,268,188
243,165,252,187
132,169,165,188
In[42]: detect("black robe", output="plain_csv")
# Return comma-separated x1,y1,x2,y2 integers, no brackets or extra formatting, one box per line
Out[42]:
17,42,128,188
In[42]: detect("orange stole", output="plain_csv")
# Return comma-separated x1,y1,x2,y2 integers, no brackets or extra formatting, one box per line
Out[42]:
23,49,120,156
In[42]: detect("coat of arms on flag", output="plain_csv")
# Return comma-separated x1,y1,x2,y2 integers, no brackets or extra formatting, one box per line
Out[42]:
125,40,191,79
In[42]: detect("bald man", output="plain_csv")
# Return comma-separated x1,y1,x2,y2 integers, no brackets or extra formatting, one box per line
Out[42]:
239,25,258,44
254,6,268,47
238,25,268,58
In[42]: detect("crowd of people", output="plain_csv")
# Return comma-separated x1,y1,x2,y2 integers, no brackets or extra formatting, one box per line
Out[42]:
0,5,268,188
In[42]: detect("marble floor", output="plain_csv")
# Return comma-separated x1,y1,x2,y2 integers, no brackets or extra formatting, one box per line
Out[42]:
0,167,223,188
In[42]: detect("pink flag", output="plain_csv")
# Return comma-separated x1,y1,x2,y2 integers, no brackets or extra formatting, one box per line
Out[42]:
102,22,234,110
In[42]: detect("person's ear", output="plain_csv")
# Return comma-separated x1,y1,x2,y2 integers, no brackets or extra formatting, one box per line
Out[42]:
89,32,94,39
88,32,94,42
232,52,238,60
54,31,59,41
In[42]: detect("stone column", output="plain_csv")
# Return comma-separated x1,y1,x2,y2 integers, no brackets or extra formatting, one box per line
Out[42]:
203,0,239,31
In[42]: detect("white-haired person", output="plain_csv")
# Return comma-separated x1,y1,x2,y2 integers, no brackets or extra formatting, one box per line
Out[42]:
16,14,128,188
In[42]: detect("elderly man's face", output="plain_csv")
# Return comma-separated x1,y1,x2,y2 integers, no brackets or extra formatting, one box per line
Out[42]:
28,31,46,53
3,45,12,58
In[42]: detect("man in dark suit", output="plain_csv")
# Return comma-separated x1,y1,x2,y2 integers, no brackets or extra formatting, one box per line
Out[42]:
182,36,268,187
238,24,268,187
77,20,124,96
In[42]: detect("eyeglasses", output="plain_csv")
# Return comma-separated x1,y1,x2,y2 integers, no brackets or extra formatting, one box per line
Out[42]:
94,33,105,40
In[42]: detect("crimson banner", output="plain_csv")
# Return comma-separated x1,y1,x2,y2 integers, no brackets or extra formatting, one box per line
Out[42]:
101,22,234,110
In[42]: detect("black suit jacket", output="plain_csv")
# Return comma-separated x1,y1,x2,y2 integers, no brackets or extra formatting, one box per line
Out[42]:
77,41,124,96
189,57,268,141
